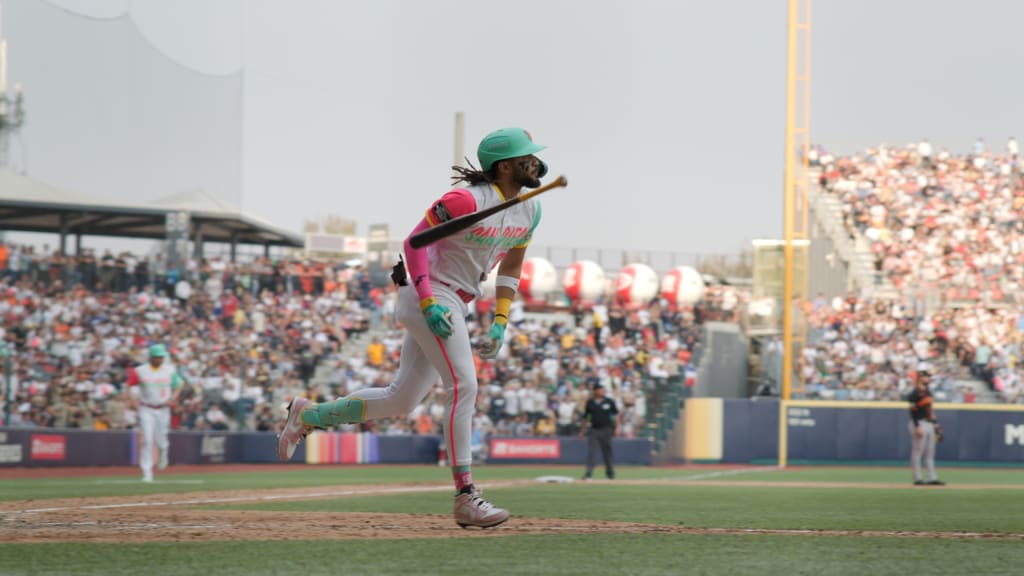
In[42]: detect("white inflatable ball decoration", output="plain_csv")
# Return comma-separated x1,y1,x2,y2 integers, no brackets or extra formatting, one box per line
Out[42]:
520,257,557,299
660,266,705,306
562,260,606,302
615,263,659,304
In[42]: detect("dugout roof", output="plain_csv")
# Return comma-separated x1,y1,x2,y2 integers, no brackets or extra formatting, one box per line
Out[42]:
0,168,303,249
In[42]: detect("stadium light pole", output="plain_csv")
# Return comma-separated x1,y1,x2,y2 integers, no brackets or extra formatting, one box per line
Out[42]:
779,0,812,469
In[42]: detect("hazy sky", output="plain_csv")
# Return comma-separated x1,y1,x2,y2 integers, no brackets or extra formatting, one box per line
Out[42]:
3,0,1023,258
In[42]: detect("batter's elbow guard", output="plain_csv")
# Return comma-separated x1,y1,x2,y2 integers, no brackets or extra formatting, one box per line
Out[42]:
390,256,409,287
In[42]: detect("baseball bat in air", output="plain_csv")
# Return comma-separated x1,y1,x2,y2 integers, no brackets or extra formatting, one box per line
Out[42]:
408,175,568,249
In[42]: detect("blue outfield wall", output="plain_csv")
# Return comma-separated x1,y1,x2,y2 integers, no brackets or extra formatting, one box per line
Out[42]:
0,429,447,468
15,399,1023,468
720,398,780,463
718,399,1024,465
0,428,652,468
377,435,447,464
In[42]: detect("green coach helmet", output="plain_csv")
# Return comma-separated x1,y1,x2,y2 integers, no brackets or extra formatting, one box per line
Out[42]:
149,344,168,358
477,127,547,171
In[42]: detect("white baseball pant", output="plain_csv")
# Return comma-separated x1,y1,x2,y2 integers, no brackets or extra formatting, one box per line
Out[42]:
140,405,170,479
349,284,476,466
909,420,937,482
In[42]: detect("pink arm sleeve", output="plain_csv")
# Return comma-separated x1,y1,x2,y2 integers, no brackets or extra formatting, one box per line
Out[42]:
404,218,434,302
406,189,477,302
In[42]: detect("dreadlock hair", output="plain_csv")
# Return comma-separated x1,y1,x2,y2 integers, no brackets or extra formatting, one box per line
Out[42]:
451,157,497,186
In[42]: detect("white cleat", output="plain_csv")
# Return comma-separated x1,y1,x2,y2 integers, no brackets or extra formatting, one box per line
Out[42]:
277,397,314,461
453,488,510,529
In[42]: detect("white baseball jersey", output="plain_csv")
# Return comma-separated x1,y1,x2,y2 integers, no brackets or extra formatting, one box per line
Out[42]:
423,182,542,297
129,363,183,406
347,181,543,468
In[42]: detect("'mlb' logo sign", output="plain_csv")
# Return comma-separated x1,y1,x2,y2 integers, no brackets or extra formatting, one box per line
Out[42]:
1006,424,1024,446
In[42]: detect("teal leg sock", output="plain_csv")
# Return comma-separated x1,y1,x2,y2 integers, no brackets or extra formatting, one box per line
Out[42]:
299,398,366,428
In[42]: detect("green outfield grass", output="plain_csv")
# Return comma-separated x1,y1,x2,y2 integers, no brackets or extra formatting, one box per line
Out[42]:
2,465,1023,576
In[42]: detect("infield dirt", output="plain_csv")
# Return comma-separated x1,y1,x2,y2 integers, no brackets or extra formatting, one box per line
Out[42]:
3,466,1023,543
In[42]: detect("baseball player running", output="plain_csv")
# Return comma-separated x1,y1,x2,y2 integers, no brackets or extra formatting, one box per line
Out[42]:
279,127,550,528
128,344,184,482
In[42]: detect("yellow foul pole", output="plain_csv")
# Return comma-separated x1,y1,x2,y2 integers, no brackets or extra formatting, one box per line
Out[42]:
779,0,811,469
782,0,797,405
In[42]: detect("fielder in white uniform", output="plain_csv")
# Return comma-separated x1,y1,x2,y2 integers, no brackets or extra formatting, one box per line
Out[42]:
278,127,550,528
128,344,184,482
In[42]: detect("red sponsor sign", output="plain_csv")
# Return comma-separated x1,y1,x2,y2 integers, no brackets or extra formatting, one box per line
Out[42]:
30,434,66,461
489,438,560,459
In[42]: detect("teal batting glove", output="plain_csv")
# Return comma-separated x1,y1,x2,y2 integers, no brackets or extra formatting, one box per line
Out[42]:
420,298,454,339
479,321,506,359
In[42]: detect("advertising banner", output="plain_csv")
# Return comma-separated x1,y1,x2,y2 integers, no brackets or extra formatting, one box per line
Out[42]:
489,438,561,460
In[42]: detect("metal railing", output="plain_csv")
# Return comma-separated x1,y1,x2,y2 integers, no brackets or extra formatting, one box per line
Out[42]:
807,169,897,298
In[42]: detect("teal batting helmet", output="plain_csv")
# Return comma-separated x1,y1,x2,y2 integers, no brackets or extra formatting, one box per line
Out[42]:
477,127,547,171
149,344,168,358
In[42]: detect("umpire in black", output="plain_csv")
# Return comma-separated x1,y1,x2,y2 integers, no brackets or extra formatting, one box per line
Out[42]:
579,383,619,480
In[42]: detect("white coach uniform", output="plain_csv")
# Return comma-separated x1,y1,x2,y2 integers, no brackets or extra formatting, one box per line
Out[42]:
128,344,183,482
349,182,542,467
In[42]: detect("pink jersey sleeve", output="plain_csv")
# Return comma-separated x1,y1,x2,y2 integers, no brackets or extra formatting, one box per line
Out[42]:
406,189,478,302
404,218,433,301
424,188,477,226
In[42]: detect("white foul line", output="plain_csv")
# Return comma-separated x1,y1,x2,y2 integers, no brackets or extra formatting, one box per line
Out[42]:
664,467,782,482
7,481,527,515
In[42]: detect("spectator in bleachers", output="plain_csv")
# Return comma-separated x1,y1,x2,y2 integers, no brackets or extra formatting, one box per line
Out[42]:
818,140,1024,305
806,138,1024,403
0,240,727,441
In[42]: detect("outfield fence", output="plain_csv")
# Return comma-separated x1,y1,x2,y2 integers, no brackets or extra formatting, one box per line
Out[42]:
0,428,652,469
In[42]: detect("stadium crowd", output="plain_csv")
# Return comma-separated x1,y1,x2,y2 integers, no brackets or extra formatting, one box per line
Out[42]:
7,146,1024,442
796,291,1024,403
813,137,1023,305
0,244,721,440
804,138,1024,404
